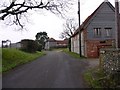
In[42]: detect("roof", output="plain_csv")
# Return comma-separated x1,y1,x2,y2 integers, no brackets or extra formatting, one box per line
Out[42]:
47,38,56,42
71,0,115,37
47,38,68,44
56,39,68,44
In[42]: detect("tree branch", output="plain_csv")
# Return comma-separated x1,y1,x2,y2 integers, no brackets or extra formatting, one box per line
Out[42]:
16,14,23,28
0,0,72,29
60,18,77,39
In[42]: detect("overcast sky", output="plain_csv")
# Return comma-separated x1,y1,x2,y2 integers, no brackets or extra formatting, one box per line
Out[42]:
0,0,116,45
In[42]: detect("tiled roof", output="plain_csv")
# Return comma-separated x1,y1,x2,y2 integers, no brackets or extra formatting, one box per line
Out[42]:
48,38,56,42
47,38,68,44
56,39,68,44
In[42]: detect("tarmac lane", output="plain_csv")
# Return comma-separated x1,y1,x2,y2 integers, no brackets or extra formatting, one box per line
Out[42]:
2,50,89,88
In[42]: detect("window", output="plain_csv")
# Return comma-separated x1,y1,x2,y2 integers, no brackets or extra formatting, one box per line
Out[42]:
105,28,112,37
94,28,101,37
100,41,106,43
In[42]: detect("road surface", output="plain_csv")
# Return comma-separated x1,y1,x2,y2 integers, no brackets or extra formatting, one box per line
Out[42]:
3,50,91,88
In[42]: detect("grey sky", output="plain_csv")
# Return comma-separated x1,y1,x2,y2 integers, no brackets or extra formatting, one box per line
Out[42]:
0,0,116,45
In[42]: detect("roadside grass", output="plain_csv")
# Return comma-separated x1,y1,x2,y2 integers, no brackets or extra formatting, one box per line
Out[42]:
62,48,86,59
49,48,67,51
2,48,46,72
84,67,117,90
83,66,106,88
46,48,85,59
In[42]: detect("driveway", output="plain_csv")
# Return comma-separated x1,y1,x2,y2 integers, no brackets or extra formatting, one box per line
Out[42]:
3,50,98,88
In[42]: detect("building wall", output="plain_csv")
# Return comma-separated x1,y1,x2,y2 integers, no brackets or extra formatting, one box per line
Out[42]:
45,42,49,50
45,41,57,50
87,3,115,40
71,2,116,58
86,39,115,58
11,43,21,49
85,3,116,58
81,30,86,56
50,42,57,48
71,34,79,54
71,37,74,52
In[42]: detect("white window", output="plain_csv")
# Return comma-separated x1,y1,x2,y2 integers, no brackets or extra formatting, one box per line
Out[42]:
105,28,112,37
94,28,101,37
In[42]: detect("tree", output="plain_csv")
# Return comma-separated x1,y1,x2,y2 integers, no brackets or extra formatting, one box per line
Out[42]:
0,0,73,29
35,31,49,49
60,18,77,51
60,18,77,39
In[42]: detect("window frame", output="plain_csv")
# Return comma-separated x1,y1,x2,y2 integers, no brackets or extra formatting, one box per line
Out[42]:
94,28,101,37
105,28,112,37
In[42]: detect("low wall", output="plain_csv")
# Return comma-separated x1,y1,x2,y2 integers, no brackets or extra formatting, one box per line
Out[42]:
100,48,120,85
100,48,120,74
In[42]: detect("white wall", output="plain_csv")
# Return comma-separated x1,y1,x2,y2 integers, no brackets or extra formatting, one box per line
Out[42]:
81,31,85,56
45,41,57,50
71,34,79,54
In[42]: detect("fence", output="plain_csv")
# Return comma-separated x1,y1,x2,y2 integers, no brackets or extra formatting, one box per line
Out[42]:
100,48,120,86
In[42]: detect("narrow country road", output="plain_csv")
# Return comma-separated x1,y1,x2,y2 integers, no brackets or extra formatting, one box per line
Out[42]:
3,50,90,88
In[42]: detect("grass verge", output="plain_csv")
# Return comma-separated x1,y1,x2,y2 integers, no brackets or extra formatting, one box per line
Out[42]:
83,67,103,88
2,48,46,72
62,48,85,59
83,66,118,88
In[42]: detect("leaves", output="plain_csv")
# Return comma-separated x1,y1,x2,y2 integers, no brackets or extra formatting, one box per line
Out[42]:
35,31,49,49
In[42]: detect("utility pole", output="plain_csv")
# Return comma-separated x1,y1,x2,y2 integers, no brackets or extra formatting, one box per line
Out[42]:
78,0,82,57
115,0,120,48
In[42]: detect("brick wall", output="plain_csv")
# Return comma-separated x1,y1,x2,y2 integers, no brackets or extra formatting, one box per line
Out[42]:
86,39,115,58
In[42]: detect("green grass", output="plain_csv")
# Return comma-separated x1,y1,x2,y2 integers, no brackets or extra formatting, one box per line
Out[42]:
84,67,117,89
84,67,106,88
62,48,85,59
2,48,46,72
84,66,119,88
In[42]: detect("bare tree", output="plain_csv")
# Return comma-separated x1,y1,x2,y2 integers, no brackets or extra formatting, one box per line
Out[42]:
0,0,73,29
60,18,77,51
60,18,77,39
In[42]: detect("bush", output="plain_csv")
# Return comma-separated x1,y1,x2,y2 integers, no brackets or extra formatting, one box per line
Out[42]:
21,39,38,53
37,44,42,52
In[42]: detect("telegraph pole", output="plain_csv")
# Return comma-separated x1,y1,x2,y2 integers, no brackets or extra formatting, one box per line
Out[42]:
115,0,120,48
78,0,82,57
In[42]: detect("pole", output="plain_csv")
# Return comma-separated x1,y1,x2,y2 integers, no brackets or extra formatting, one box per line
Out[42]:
115,0,120,48
78,0,82,57
2,41,3,48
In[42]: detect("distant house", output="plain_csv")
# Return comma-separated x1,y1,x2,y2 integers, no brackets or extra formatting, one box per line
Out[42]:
45,38,57,50
56,39,68,48
45,38,68,50
11,42,21,49
71,1,116,58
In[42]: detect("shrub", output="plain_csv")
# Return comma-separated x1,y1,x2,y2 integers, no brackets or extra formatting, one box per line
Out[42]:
37,43,42,52
21,39,38,53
